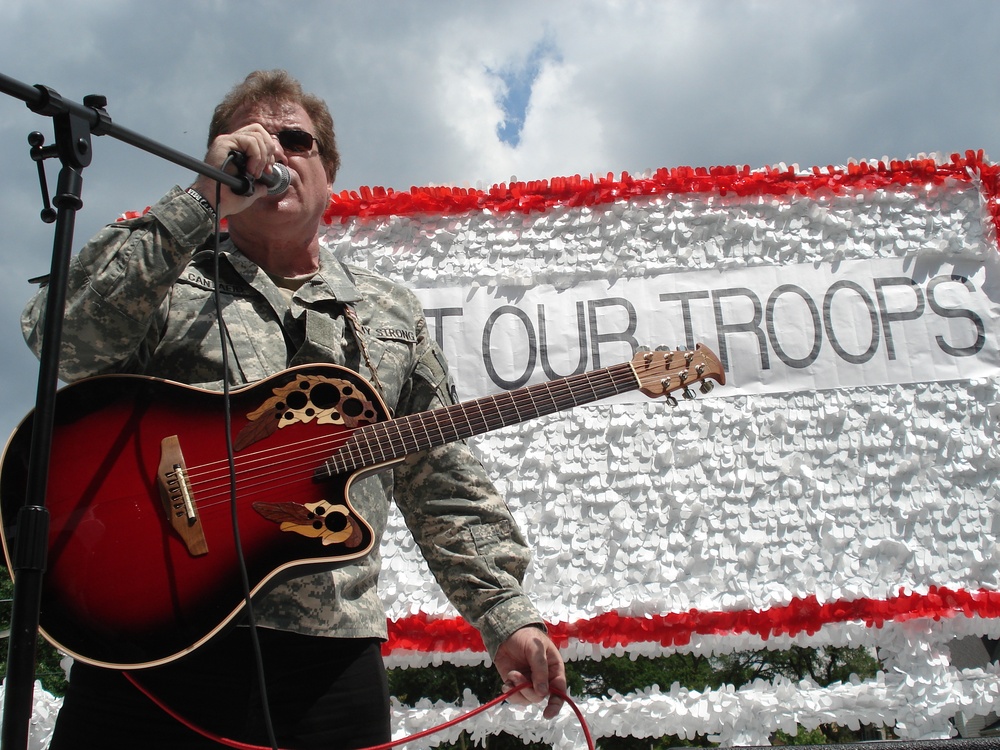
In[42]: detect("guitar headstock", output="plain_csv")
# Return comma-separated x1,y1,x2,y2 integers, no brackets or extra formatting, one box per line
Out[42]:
631,344,726,405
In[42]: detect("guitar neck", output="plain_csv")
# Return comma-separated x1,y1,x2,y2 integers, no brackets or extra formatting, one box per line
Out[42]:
320,361,639,476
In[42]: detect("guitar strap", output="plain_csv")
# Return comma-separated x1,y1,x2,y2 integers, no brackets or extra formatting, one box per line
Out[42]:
341,302,388,401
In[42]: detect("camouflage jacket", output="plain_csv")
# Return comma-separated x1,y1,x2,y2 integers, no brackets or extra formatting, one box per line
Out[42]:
21,186,543,657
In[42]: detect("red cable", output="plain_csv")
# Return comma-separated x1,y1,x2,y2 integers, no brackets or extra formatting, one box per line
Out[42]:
123,674,594,750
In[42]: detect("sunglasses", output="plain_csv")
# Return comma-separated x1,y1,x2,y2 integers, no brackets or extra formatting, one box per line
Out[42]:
274,129,318,154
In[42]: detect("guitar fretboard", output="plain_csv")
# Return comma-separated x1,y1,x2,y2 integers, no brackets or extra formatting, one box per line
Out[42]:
318,361,639,477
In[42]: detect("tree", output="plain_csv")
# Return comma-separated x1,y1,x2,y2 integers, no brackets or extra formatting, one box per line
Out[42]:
388,645,885,749
0,565,68,696
1,566,888,750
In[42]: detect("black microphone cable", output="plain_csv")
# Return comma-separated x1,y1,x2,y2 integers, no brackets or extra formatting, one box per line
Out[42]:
211,157,281,750
120,159,281,749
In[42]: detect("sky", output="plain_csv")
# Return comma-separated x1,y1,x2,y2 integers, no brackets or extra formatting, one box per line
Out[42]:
0,0,998,450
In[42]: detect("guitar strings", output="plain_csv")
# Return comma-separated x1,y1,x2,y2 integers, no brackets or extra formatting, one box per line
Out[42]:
178,362,649,517
82,354,698,522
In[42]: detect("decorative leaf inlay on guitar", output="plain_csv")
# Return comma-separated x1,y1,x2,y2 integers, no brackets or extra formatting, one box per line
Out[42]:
251,500,363,547
235,373,381,451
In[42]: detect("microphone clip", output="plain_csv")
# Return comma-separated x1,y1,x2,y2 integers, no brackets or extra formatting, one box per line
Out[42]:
227,151,256,197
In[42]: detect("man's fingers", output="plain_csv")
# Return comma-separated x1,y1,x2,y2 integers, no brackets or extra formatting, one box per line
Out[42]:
526,637,551,698
493,626,567,716
542,692,565,720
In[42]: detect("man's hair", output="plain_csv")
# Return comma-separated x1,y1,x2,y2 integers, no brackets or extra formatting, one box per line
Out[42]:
208,69,341,182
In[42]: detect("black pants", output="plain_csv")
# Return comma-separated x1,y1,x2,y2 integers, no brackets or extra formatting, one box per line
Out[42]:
49,629,391,750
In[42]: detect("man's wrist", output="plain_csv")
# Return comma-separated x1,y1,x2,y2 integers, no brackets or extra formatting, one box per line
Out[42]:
480,597,546,658
185,186,217,221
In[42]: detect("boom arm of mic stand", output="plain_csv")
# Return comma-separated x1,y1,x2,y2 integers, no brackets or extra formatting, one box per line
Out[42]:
1,71,247,192
0,70,243,750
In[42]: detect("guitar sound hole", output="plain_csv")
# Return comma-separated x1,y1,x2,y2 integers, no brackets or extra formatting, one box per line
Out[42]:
285,391,309,410
325,512,347,533
309,506,328,531
309,383,341,409
341,398,365,418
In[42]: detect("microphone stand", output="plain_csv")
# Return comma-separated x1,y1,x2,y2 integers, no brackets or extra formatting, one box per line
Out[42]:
0,71,250,750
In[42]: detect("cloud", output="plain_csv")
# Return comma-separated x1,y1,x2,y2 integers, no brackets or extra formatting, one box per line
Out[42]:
1,0,999,444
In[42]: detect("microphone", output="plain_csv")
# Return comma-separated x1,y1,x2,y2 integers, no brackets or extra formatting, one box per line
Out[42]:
255,163,291,196
228,151,291,196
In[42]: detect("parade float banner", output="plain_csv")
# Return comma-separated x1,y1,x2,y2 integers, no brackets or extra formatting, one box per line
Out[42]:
14,154,1000,749
316,152,1000,747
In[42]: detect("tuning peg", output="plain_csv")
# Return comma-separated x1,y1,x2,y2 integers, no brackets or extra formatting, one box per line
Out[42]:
682,387,695,400
700,381,715,395
666,395,679,407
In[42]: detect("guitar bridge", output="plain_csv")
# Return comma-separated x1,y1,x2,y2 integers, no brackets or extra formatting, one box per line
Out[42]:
158,435,209,557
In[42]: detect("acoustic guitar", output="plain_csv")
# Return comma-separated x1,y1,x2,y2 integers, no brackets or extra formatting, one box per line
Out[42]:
0,345,724,668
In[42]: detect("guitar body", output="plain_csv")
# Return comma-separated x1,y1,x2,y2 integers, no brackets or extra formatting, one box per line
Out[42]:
0,365,383,668
0,344,725,669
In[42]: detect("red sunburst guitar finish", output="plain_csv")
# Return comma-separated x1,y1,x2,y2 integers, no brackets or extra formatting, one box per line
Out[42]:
0,346,724,669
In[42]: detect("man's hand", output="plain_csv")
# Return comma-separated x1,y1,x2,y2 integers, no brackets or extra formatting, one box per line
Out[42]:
189,123,276,219
493,626,566,719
